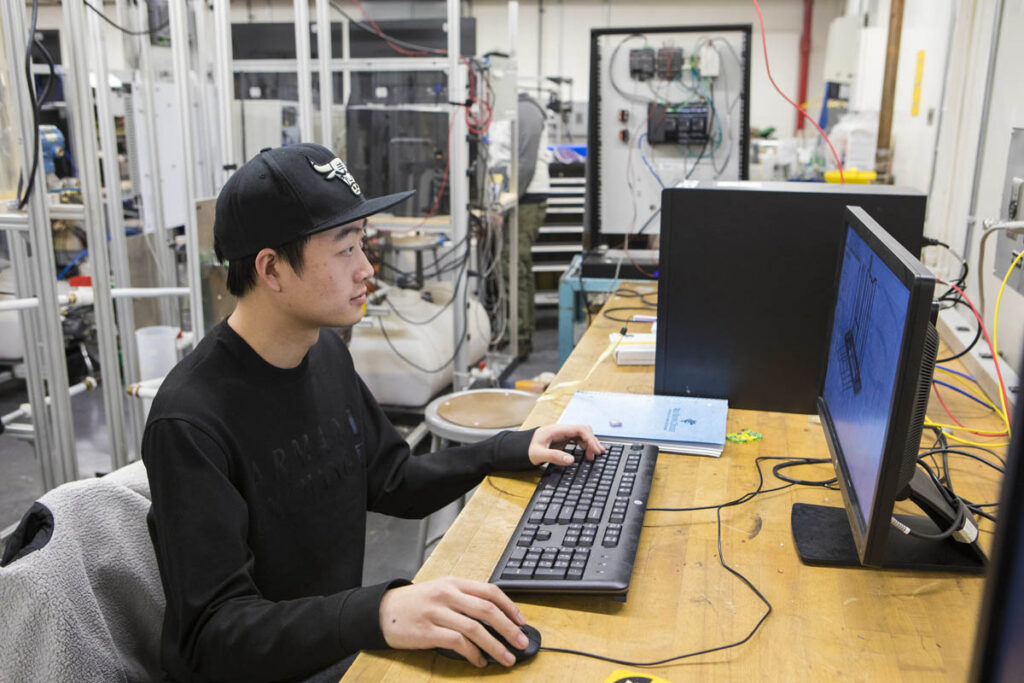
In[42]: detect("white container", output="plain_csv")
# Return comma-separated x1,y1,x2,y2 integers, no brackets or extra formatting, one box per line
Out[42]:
135,325,179,380
348,284,489,407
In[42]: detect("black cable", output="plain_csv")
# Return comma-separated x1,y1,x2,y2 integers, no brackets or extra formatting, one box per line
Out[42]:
601,305,656,323
924,442,1006,467
936,299,983,363
635,208,661,236
541,500,773,666
771,458,838,488
16,0,42,211
376,311,468,374
380,247,471,326
32,38,57,106
894,498,966,541
330,2,446,56
546,458,791,667
83,0,169,36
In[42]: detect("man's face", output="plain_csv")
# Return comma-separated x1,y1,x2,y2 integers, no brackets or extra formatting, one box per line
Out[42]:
278,220,373,329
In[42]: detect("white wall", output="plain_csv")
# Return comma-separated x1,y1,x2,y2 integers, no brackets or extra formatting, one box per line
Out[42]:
887,0,955,193
470,0,845,134
927,0,1024,376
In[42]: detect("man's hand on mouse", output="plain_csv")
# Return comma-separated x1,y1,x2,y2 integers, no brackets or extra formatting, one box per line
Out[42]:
527,424,604,467
378,577,528,668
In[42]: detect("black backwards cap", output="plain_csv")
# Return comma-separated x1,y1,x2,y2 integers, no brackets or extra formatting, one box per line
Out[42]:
214,143,415,260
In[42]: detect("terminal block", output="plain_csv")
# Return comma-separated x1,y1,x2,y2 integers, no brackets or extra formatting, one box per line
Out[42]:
646,102,710,144
629,48,656,81
656,47,684,80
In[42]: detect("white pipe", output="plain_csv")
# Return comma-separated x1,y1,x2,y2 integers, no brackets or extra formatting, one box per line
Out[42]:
0,297,40,312
126,376,165,399
110,287,191,299
2,377,99,425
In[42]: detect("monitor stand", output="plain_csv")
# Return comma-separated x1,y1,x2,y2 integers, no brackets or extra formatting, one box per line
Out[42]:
791,503,986,573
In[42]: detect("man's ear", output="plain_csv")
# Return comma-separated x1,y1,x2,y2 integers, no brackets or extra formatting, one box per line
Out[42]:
253,248,285,292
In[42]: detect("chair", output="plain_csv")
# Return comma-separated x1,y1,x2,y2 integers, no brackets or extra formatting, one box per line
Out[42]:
416,389,539,565
0,461,164,682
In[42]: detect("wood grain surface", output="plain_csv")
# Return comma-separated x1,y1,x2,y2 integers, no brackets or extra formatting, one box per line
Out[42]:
345,288,1005,682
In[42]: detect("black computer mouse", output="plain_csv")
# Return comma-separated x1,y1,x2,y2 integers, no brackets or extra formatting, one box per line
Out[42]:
435,621,542,665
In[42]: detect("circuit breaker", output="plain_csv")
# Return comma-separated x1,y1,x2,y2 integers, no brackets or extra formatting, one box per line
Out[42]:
646,102,710,144
629,48,656,80
656,47,684,80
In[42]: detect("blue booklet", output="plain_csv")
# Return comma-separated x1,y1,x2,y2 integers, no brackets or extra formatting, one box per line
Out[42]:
557,391,729,457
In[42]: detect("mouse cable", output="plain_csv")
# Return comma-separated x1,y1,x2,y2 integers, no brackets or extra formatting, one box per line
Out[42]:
770,457,838,489
542,456,802,667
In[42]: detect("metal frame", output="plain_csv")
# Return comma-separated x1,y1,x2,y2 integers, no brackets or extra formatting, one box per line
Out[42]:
1,0,518,491
0,0,209,483
1,0,78,488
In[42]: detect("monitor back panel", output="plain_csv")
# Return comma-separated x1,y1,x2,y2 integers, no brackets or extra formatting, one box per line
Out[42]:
654,181,927,414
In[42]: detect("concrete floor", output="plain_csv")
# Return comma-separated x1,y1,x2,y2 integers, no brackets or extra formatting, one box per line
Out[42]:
0,306,561,581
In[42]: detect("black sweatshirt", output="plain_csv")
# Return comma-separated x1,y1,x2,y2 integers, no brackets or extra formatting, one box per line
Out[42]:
142,321,536,682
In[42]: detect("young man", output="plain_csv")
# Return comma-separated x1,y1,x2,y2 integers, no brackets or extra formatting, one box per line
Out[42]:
142,143,602,682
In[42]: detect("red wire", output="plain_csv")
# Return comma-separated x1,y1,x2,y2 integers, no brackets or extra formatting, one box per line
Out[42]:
348,0,435,56
347,1,491,135
931,384,1007,437
940,280,1013,429
750,0,845,183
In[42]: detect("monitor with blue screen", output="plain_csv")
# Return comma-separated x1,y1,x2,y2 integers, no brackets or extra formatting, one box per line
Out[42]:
792,207,986,572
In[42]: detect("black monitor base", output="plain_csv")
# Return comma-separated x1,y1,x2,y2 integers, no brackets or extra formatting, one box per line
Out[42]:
791,503,986,573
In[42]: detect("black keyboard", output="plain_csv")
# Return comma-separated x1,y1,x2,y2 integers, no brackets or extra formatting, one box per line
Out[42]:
489,440,658,595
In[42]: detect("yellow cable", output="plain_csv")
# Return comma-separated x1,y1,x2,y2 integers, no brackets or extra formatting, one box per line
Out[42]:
992,248,1024,439
923,417,1006,436
933,366,1010,431
538,332,623,404
940,430,1009,448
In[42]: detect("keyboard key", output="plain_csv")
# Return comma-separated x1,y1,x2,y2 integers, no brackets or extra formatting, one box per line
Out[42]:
543,505,561,524
536,529,551,541
566,568,585,580
533,567,567,580
609,513,625,523
516,536,533,548
501,567,535,580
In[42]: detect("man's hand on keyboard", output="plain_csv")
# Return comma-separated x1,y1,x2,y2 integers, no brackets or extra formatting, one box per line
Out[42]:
528,424,604,466
378,577,528,668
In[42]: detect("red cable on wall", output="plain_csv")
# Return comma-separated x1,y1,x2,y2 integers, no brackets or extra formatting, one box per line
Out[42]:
751,0,845,182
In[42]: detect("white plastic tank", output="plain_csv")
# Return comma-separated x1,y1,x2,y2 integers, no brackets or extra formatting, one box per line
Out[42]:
348,282,490,407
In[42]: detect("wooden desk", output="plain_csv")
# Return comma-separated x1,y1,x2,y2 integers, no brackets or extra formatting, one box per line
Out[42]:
347,292,1005,681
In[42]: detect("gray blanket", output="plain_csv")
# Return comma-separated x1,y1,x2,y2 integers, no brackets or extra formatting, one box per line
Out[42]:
0,461,164,682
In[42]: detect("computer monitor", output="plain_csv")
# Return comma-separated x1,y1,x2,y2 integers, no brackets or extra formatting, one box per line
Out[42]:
791,207,986,572
970,347,1024,681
